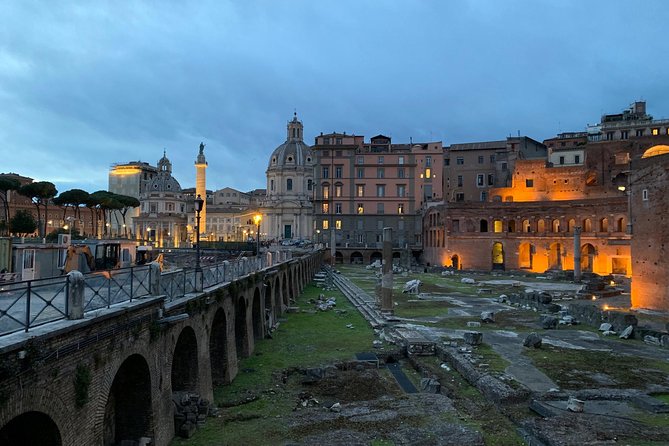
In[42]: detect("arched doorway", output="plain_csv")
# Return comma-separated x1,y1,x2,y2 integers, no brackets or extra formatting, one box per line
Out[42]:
350,251,363,264
252,288,262,340
480,219,489,232
0,411,62,446
518,242,533,269
209,309,228,386
581,244,596,273
104,354,153,445
451,254,460,270
370,252,382,264
507,220,516,232
334,251,343,264
492,242,504,270
172,327,199,392
235,296,248,359
548,243,564,270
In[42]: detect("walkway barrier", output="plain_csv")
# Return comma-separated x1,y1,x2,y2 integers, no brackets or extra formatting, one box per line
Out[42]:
0,254,278,336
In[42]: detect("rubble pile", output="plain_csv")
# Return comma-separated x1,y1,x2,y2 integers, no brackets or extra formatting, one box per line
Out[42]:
172,391,218,438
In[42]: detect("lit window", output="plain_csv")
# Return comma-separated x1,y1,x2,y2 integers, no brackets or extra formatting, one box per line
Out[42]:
357,203,364,214
356,185,364,197
322,185,329,199
335,220,342,230
652,128,659,136
322,203,329,213
398,203,404,214
425,168,431,178
493,220,503,233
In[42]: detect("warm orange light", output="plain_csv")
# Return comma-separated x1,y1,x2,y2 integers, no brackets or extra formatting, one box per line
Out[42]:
253,214,262,225
110,168,142,176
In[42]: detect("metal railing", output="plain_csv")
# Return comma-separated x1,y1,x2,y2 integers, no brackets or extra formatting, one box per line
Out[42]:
0,254,280,337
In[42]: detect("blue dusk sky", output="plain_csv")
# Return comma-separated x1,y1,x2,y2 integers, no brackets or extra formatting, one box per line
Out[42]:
1,1,668,194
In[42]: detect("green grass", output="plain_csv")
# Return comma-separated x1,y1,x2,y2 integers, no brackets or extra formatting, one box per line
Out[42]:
475,344,511,374
524,345,669,390
171,283,376,446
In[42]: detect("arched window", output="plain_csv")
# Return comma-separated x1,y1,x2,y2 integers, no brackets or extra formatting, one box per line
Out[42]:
568,219,576,232
480,219,488,232
287,178,293,191
600,218,608,232
522,219,531,233
583,218,592,232
537,219,545,232
616,217,625,232
508,220,516,232
552,219,560,233
270,179,274,191
307,179,313,191
493,220,503,233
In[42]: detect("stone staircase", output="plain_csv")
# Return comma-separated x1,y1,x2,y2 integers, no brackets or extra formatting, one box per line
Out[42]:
325,267,387,329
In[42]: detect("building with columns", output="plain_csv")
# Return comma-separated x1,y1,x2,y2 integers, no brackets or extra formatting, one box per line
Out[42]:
108,161,157,237
262,113,314,241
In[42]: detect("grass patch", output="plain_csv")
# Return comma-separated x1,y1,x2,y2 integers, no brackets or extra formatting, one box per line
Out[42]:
475,344,510,374
524,345,669,390
171,283,376,446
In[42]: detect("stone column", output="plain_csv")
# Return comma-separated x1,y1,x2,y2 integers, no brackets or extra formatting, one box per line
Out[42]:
266,251,273,267
67,270,85,319
573,226,582,282
380,227,394,314
223,260,230,282
330,228,336,266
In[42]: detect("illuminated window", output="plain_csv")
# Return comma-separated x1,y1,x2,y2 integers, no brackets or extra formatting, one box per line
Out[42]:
335,184,342,197
357,203,364,214
335,203,342,214
398,203,404,214
493,220,503,233
425,168,431,178
335,220,342,229
322,203,329,213
652,128,659,136
322,220,329,230
322,185,329,199
356,185,364,197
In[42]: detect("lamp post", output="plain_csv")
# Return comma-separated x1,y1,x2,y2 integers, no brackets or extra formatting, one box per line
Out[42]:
194,195,204,281
253,214,262,256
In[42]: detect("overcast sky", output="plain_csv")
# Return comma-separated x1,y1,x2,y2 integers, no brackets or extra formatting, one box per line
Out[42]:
1,1,668,194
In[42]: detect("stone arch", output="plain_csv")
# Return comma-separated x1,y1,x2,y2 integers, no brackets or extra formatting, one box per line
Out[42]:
252,287,263,340
0,411,62,446
642,144,669,158
600,217,609,232
568,219,576,232
334,251,343,264
551,219,560,233
522,219,531,233
507,220,516,233
103,354,153,445
479,219,488,232
209,308,229,386
450,254,460,270
350,251,363,264
537,219,546,232
281,272,289,307
172,326,199,392
264,280,274,328
583,218,592,232
548,242,564,270
370,251,382,264
492,242,504,270
235,295,249,358
581,243,596,273
518,242,533,269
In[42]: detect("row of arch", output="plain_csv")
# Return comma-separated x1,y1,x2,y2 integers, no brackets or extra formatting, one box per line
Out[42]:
332,250,403,265
0,254,322,446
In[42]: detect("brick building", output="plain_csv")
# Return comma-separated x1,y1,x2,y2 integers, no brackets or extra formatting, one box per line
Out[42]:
311,132,442,263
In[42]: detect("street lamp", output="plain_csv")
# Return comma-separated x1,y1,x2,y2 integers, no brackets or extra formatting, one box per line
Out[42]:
194,194,204,279
253,214,262,256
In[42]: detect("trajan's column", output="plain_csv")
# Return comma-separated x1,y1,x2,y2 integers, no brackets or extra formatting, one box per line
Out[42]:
195,142,208,236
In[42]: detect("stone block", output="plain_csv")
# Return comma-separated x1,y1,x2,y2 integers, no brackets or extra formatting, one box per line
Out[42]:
540,315,558,329
523,332,542,348
464,331,483,346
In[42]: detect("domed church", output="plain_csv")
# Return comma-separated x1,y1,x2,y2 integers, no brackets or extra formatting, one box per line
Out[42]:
134,151,189,247
262,113,314,241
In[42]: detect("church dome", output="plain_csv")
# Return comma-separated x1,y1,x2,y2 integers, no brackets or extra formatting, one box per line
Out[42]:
147,151,183,193
268,113,313,169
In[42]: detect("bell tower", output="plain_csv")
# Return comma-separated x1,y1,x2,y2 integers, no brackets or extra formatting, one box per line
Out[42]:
195,142,208,236
287,111,303,142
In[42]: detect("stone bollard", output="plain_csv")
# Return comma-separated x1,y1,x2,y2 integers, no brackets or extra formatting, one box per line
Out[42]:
241,257,248,275
149,261,161,296
266,251,273,267
67,270,85,319
223,261,230,282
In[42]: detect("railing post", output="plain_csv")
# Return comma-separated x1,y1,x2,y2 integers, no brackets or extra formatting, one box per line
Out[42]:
223,261,230,282
107,272,112,308
149,262,161,296
25,281,31,332
130,267,134,301
67,270,85,320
